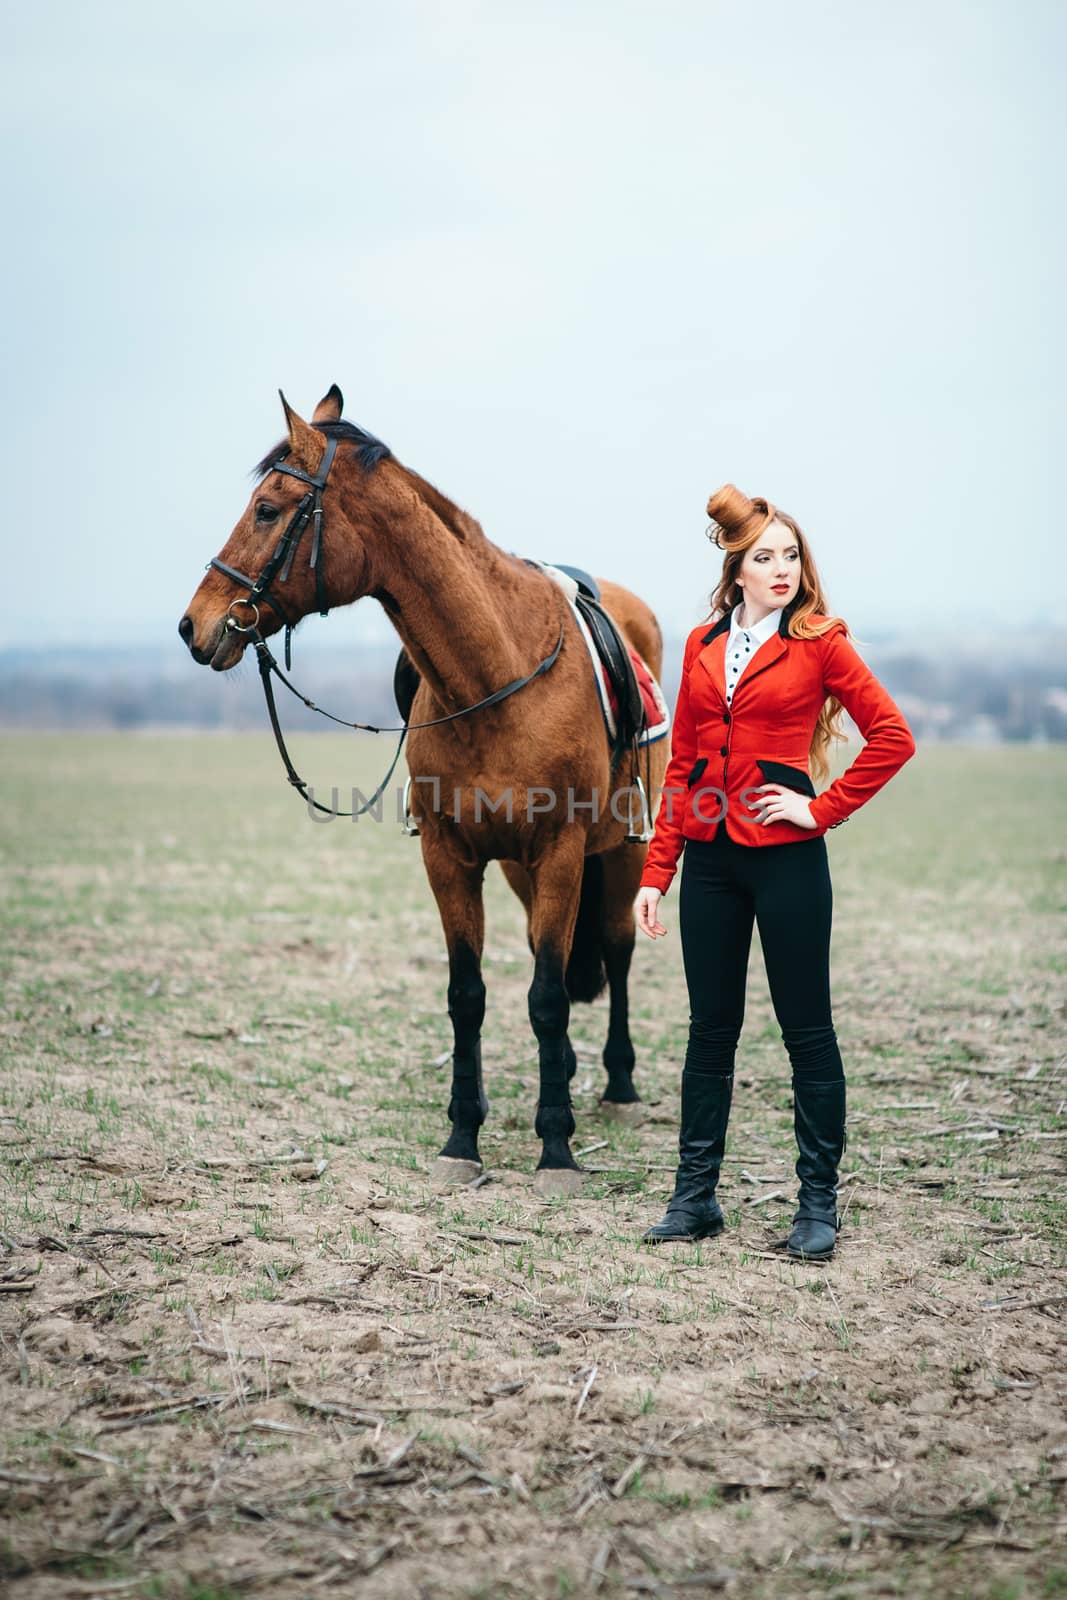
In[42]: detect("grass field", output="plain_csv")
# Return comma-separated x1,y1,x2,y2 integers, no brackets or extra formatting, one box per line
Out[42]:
1,732,1065,1600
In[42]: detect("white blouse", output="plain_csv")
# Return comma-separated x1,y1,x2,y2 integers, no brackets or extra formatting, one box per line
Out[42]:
724,602,784,706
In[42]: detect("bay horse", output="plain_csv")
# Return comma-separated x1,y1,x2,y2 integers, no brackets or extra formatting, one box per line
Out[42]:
179,387,669,1195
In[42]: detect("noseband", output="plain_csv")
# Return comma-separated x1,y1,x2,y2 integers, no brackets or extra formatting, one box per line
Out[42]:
209,436,339,669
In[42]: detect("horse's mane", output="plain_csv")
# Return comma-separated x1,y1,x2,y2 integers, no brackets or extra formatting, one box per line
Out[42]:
254,420,477,542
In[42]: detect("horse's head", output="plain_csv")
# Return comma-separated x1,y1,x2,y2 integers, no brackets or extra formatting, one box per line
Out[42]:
178,386,391,670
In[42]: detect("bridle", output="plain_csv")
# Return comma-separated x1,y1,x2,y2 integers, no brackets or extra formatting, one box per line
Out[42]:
210,436,339,670
206,434,565,818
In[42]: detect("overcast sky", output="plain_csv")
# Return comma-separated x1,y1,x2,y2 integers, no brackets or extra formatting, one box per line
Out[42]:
2,0,1064,652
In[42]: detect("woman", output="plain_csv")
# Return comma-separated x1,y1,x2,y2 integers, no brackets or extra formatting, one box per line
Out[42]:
635,485,915,1259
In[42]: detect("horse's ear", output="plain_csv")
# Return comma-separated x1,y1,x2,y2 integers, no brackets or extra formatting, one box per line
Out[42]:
278,390,324,472
312,384,343,423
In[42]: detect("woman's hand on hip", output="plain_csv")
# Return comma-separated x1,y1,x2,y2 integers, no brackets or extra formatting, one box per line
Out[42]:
751,785,817,829
635,887,667,939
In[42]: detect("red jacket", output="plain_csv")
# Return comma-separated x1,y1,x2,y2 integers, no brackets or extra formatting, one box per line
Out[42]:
639,607,916,894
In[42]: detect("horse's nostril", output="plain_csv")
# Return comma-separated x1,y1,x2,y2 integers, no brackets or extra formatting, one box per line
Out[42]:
178,615,194,646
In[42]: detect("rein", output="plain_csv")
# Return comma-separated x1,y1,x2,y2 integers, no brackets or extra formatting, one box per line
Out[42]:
212,435,566,818
242,622,565,818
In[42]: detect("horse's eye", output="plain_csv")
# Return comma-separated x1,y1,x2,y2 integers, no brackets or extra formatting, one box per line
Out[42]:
256,503,280,525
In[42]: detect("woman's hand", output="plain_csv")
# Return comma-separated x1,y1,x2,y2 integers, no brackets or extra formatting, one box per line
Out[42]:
635,887,667,939
750,784,817,829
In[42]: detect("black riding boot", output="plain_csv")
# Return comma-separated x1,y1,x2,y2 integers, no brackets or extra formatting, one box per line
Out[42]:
785,1077,846,1260
642,1072,733,1243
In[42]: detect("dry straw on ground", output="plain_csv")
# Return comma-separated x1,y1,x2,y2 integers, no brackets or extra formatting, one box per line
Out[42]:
1,734,1064,1599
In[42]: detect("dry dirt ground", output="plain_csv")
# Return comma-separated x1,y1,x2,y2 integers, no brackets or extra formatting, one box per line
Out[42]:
1,732,1065,1600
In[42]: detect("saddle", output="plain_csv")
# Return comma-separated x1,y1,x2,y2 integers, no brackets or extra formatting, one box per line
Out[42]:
392,563,646,766
572,592,646,763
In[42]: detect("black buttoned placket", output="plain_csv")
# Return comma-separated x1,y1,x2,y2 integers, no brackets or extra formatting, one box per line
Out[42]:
723,624,754,793
701,606,784,811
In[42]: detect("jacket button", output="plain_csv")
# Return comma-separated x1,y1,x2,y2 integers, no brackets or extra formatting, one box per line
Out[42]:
722,712,731,723
719,745,728,757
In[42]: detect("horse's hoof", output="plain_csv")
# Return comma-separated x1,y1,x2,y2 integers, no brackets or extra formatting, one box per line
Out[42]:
431,1157,484,1189
533,1166,584,1199
599,1100,648,1126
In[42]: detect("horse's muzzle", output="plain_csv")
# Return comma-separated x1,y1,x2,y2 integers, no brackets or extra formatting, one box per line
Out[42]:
179,614,242,670
178,613,211,665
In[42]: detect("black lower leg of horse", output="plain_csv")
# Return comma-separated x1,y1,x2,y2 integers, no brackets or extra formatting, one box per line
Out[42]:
439,937,488,1165
601,936,640,1104
530,944,577,1171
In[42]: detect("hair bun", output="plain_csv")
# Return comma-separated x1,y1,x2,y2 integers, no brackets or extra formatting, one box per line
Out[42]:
706,484,777,548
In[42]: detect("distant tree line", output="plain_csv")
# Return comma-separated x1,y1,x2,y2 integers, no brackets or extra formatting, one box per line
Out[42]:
1,639,1065,743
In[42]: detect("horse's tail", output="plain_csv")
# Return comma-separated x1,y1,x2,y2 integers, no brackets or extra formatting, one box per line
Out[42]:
565,855,608,1003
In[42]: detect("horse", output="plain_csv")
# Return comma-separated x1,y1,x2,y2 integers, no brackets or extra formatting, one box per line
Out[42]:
179,386,669,1195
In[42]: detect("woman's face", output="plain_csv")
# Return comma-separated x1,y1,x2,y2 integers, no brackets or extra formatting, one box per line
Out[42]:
737,520,802,613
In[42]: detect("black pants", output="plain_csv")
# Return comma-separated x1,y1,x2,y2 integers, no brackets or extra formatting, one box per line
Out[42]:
678,825,844,1084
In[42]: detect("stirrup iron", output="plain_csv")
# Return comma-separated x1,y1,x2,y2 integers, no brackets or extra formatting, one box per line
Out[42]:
401,776,420,836
626,774,653,843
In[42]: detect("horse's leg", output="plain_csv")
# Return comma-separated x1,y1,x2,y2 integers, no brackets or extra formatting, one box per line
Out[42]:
527,834,586,1197
598,841,647,1123
499,860,534,941
424,841,488,1187
500,860,578,1088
